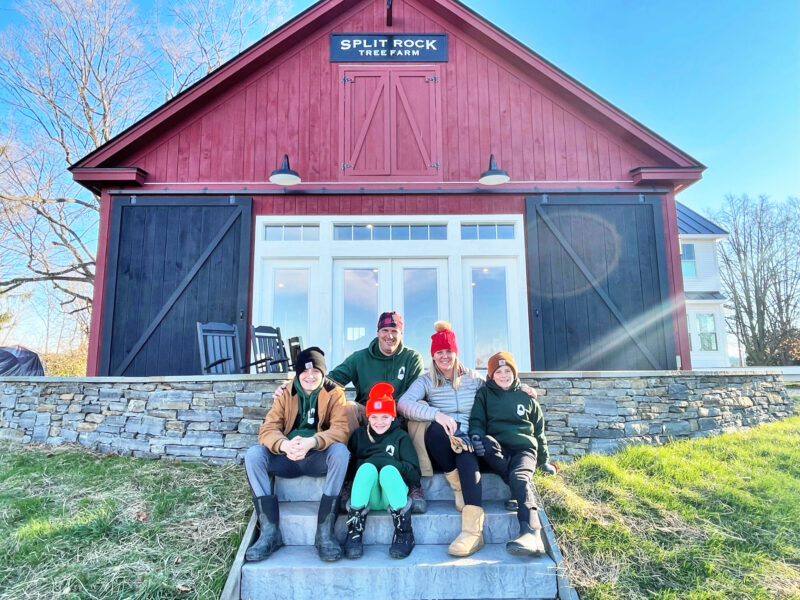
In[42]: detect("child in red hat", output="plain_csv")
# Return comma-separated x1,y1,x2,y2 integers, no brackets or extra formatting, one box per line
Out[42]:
344,382,421,559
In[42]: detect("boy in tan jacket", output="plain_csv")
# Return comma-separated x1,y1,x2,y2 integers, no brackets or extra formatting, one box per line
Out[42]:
244,347,350,562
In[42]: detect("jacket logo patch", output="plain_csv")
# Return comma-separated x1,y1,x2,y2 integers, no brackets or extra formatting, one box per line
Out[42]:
398,366,406,380
307,407,316,424
517,404,525,417
385,444,395,456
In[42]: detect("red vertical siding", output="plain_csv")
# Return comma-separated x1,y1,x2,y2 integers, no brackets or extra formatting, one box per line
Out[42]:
87,192,114,376
662,190,692,369
117,0,656,186
253,194,525,215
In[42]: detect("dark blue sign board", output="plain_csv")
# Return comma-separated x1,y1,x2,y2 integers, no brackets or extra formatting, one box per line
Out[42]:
330,34,448,62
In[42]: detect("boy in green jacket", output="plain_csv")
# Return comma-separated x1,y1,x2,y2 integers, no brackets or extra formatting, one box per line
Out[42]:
344,382,420,560
468,351,557,557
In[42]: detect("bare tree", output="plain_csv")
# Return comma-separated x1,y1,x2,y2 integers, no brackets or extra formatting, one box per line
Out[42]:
152,0,292,99
0,0,292,337
715,194,800,365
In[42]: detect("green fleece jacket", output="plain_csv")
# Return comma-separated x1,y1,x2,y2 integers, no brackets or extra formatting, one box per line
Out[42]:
469,378,550,464
327,338,424,405
347,419,421,487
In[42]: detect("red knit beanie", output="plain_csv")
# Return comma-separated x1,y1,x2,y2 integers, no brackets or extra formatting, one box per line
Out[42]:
430,321,458,356
366,382,396,417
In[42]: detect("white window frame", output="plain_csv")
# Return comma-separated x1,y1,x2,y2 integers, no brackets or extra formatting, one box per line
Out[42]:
253,214,530,369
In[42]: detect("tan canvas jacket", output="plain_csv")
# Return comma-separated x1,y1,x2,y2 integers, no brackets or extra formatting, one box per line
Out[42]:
258,380,350,454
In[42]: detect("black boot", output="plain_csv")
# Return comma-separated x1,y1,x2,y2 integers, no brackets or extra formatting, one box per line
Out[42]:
315,494,343,562
506,508,546,557
245,495,283,562
388,499,415,559
343,503,369,559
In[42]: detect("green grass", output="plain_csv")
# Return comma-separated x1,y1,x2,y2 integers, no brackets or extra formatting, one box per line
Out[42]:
3,417,799,600
538,416,800,600
0,444,250,600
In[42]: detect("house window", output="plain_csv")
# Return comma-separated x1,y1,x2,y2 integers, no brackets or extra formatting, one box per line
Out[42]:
681,243,696,278
696,313,718,351
461,223,515,240
253,214,531,370
334,224,447,241
265,225,319,241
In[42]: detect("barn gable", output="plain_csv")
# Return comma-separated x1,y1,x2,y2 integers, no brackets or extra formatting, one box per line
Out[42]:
71,0,703,189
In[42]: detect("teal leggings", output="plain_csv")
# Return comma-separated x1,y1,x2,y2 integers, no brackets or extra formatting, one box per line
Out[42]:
350,463,409,511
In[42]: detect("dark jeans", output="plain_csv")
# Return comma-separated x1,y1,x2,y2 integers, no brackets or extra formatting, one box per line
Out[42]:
481,436,538,524
244,442,350,498
424,421,482,506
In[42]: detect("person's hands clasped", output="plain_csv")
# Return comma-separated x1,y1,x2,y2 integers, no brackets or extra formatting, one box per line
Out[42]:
434,411,458,435
470,434,486,456
280,436,316,461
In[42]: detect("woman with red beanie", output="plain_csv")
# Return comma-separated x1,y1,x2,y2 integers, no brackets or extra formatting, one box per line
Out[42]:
396,321,487,557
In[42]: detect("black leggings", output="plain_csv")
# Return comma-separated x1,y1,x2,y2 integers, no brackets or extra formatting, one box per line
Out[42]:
481,436,538,525
425,421,482,506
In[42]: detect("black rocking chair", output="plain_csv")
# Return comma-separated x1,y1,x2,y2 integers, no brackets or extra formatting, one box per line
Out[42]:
197,322,268,374
250,326,292,373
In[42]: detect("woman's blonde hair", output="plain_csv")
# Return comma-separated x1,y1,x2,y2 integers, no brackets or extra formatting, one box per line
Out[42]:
430,321,462,390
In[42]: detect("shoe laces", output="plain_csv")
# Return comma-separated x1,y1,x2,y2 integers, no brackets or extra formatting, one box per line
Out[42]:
346,512,365,534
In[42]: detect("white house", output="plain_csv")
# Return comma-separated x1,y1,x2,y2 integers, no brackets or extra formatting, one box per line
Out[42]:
677,203,731,368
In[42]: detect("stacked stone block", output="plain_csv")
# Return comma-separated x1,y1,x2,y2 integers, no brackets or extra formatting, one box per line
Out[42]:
0,371,795,464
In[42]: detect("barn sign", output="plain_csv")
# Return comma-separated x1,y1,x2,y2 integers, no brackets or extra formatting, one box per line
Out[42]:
330,34,448,62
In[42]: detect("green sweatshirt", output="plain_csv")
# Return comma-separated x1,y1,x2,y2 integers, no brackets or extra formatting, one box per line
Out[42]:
469,378,550,464
287,378,319,439
347,419,421,486
327,338,425,405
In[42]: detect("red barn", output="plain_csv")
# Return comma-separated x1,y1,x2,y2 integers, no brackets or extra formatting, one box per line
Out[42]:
71,0,703,377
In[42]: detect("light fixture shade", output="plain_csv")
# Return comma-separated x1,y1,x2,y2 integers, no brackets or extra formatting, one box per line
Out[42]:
478,153,510,185
269,154,301,186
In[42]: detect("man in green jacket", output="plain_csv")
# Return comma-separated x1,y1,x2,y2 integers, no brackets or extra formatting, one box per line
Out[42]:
328,312,427,512
273,312,429,512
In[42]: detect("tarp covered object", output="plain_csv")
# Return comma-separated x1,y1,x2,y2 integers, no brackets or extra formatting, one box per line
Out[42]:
0,346,45,376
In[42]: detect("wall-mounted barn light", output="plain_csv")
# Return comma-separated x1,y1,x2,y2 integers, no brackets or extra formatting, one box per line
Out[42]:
269,154,302,186
478,154,510,185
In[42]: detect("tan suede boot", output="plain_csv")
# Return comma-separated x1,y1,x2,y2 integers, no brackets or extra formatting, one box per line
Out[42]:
447,505,484,557
443,469,465,512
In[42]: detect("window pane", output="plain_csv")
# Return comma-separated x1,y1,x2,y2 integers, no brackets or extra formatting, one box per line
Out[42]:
497,224,514,239
372,225,390,240
334,226,352,240
353,225,370,241
403,268,438,357
265,226,283,241
471,267,509,369
429,225,447,240
284,226,301,241
461,225,478,240
478,224,496,240
273,269,309,343
699,334,718,351
697,314,716,333
681,244,695,260
391,225,409,240
303,226,319,241
343,269,379,357
411,225,428,240
681,261,697,278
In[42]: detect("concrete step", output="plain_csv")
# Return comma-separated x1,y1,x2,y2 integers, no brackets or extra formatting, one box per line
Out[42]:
278,500,527,546
240,543,558,600
275,473,512,502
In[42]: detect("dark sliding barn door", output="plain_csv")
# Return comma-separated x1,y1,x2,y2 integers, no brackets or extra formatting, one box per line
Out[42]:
100,196,252,376
526,195,676,371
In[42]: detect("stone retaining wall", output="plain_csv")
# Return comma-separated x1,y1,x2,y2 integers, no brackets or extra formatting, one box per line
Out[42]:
0,371,795,464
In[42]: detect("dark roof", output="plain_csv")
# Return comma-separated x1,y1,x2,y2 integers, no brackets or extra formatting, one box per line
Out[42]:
685,292,726,301
677,202,727,235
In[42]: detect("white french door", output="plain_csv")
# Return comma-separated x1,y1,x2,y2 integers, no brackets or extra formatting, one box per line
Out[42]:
333,259,448,364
